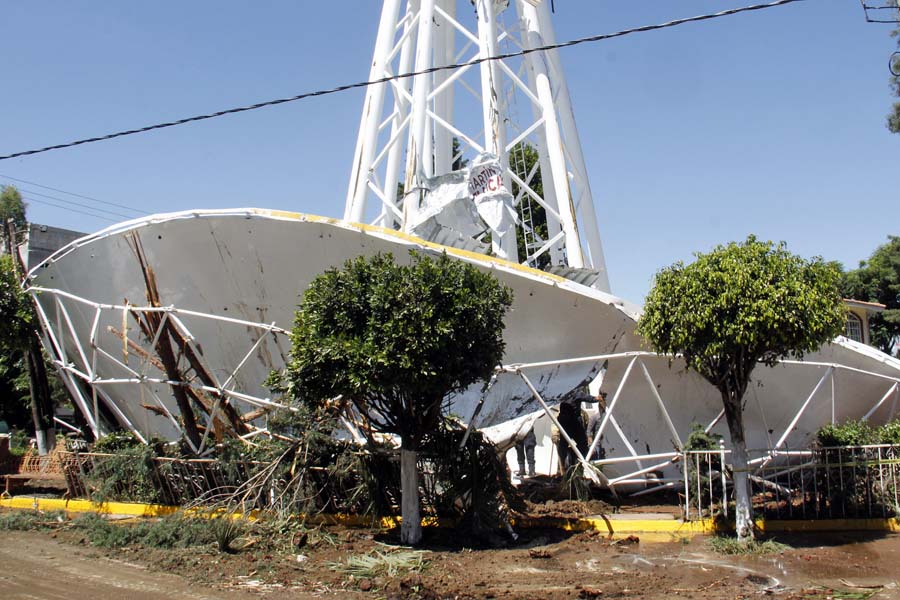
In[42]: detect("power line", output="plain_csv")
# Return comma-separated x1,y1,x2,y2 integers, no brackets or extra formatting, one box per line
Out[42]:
0,173,150,214
18,187,138,220
22,195,118,223
0,0,806,163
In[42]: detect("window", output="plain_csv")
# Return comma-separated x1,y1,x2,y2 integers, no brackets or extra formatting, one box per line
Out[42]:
845,313,863,343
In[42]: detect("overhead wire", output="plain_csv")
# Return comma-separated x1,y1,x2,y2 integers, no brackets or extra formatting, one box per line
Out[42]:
0,173,150,214
17,187,138,220
0,0,807,162
21,195,118,223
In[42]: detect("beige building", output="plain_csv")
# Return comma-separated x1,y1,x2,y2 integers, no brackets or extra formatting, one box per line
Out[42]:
843,299,885,346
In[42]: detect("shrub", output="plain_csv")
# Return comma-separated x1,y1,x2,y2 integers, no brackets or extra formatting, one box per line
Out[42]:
815,420,877,448
72,512,244,550
92,432,144,453
85,445,166,504
708,535,789,555
0,510,63,531
878,420,900,445
684,423,722,451
9,430,29,456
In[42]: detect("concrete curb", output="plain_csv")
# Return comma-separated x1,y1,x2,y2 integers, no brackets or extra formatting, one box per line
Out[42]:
3,497,898,535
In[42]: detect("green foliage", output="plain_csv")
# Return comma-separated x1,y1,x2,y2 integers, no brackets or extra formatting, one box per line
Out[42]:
640,236,844,538
877,419,900,445
811,423,895,517
638,236,845,397
0,250,67,435
421,422,523,532
889,30,900,133
816,418,900,446
282,251,512,449
708,535,789,555
92,431,145,453
0,254,35,354
684,423,723,451
0,356,30,430
0,510,64,531
0,186,27,240
450,137,468,171
212,516,245,553
816,420,878,448
683,423,726,517
72,512,241,550
639,236,845,378
889,102,900,134
85,444,167,504
328,546,430,579
841,236,900,356
509,142,550,269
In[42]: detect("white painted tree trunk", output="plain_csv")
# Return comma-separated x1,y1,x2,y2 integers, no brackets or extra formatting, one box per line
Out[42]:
731,441,753,541
35,427,56,455
400,447,422,545
721,388,754,542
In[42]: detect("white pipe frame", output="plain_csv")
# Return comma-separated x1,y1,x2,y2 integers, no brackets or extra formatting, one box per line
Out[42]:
346,0,405,223
346,0,603,272
515,367,613,489
516,0,583,268
28,281,900,497
528,0,609,289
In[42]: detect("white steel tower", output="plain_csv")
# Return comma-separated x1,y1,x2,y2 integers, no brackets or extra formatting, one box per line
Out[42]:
345,0,610,291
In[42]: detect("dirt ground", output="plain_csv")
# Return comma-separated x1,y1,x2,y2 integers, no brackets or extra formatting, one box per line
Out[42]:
3,520,900,600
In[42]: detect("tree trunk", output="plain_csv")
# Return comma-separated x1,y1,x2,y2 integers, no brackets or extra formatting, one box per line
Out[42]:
26,338,55,455
722,391,753,541
399,446,422,545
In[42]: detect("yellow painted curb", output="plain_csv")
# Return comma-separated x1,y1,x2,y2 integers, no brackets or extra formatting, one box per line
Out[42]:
757,517,900,533
5,497,899,536
512,515,718,536
1,496,180,517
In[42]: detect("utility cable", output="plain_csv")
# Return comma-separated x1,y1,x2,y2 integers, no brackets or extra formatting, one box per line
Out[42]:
19,188,138,219
22,195,118,223
0,173,150,214
0,0,806,162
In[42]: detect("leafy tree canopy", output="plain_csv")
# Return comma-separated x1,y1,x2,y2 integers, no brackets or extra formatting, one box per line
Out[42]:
638,236,845,389
0,186,27,241
281,251,513,449
887,19,900,132
638,235,845,539
0,254,35,353
841,235,900,355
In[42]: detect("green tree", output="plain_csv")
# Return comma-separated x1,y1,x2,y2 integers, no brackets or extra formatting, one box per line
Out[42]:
0,187,32,432
0,254,57,452
1,186,57,453
281,251,513,544
0,356,30,430
637,236,845,540
509,142,550,269
841,236,900,355
889,22,900,133
0,186,27,243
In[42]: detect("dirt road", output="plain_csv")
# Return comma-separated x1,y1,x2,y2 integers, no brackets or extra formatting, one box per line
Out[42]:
2,528,900,599
0,531,267,600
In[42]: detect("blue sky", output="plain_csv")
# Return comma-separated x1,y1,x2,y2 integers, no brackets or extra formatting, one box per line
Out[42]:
1,1,897,304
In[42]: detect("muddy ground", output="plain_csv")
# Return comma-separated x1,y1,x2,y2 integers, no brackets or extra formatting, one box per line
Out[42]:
2,517,900,600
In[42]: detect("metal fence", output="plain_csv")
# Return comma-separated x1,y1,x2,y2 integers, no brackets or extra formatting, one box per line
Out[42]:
683,445,900,521
34,444,900,522
64,452,261,506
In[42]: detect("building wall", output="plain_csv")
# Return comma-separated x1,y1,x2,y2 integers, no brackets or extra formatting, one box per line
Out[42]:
24,224,85,270
846,305,871,345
